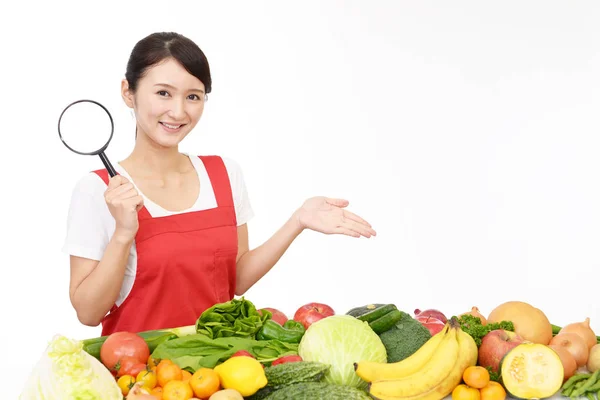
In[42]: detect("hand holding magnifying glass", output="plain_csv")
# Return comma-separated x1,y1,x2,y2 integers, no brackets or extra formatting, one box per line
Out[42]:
57,99,117,177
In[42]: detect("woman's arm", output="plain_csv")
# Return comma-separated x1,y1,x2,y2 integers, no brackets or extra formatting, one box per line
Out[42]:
69,231,135,326
234,197,376,295
234,217,302,295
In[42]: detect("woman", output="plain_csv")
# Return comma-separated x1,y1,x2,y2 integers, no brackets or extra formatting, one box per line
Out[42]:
63,32,376,336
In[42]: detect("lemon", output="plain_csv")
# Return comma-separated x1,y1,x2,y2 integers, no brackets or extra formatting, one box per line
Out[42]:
214,356,267,396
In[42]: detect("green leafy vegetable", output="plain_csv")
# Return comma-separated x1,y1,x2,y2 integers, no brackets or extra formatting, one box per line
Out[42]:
19,335,122,399
151,333,298,372
298,315,387,389
455,314,515,347
195,297,270,339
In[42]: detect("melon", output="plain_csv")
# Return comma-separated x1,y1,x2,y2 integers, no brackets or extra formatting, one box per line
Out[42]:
487,301,553,345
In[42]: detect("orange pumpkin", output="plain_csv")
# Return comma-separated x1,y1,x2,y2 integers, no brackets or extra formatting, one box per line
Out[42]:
487,301,552,345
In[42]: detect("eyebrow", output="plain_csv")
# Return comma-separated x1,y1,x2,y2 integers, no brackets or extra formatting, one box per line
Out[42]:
154,83,205,94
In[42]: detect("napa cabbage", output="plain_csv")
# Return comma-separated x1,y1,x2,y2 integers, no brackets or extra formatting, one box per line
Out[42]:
19,334,122,400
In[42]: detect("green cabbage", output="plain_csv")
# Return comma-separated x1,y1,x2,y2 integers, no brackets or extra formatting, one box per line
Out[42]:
19,335,122,400
298,314,387,389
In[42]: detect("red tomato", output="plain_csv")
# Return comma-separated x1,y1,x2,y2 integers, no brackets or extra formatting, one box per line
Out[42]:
100,331,150,371
231,350,254,358
271,355,303,366
117,356,148,377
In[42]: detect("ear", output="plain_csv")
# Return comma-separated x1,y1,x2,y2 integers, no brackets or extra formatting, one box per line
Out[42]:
121,79,134,108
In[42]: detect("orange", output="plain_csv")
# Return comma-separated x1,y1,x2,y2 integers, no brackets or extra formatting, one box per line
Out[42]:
452,384,481,400
480,381,507,400
463,366,490,389
150,386,164,399
189,368,220,398
163,380,194,400
157,363,183,387
156,359,174,374
181,369,192,382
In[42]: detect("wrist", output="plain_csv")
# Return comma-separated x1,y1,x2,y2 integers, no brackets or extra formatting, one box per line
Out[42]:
290,208,306,236
113,228,136,245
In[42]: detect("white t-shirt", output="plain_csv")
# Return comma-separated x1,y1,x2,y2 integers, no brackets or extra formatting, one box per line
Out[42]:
62,154,254,307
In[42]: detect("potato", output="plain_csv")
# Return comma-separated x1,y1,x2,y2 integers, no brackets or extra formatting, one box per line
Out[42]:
588,343,600,372
209,389,244,400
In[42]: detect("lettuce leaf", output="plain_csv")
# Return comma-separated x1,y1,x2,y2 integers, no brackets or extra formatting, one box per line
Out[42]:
195,297,270,339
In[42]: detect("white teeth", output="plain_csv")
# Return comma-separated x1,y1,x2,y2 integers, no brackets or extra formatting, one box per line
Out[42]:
162,123,182,129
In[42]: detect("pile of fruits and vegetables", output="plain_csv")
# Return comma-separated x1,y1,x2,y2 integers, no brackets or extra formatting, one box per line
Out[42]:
18,298,600,400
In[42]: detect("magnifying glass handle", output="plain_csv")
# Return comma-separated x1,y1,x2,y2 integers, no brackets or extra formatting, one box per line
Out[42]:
98,152,117,177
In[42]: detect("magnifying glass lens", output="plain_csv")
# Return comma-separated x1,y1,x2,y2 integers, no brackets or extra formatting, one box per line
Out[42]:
59,101,113,154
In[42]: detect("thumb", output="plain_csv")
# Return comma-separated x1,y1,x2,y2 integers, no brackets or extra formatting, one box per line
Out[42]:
326,198,349,208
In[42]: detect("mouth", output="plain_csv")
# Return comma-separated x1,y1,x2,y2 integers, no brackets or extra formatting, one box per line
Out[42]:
160,122,186,132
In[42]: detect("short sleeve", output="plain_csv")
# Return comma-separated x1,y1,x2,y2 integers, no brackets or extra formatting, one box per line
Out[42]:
222,157,254,226
62,173,113,261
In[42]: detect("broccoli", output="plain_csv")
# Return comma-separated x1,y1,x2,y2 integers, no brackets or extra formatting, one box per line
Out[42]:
378,311,432,363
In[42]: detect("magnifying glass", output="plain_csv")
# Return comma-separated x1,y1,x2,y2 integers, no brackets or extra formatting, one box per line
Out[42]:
58,99,117,177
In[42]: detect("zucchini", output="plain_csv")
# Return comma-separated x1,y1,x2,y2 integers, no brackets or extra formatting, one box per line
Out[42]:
369,309,403,334
263,382,371,399
246,361,330,400
500,343,563,399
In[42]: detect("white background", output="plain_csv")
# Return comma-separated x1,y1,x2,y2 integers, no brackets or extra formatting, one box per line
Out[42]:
2,1,600,397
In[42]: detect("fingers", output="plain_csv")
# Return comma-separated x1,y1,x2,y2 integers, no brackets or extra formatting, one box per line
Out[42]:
342,210,373,228
326,197,350,208
333,226,361,238
342,219,376,238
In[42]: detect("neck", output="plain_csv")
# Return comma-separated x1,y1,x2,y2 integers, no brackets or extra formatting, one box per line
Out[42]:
122,130,187,178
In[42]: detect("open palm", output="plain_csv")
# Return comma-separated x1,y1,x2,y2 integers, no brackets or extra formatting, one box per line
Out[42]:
295,197,376,238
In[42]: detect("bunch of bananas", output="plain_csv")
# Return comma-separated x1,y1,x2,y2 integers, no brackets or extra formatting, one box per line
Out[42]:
354,317,478,400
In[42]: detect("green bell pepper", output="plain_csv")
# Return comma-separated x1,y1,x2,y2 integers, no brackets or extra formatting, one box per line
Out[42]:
256,319,306,343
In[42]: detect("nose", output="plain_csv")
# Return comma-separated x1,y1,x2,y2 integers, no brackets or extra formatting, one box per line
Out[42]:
168,98,186,121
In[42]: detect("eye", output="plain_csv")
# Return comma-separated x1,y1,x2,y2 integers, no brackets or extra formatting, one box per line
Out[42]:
188,94,202,101
157,90,169,97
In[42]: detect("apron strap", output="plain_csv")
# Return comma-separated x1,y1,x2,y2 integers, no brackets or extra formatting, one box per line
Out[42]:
199,156,235,208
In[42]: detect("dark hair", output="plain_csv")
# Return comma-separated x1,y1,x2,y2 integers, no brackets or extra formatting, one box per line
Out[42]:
125,32,212,94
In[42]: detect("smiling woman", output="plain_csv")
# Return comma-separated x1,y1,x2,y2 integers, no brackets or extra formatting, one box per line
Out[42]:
63,31,377,337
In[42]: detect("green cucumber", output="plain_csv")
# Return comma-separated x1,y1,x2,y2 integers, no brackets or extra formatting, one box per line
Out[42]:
346,304,386,317
246,361,330,400
356,304,397,323
369,309,404,334
265,361,330,386
263,382,371,399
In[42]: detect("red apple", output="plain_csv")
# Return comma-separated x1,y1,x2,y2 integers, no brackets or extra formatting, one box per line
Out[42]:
416,315,446,336
293,302,335,330
414,308,448,323
258,307,288,326
478,329,525,372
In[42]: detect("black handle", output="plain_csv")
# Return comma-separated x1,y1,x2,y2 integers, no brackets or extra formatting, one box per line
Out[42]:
98,152,117,177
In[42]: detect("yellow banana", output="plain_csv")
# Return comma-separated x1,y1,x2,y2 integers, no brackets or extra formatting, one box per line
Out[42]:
355,324,450,382
368,325,459,399
369,326,478,400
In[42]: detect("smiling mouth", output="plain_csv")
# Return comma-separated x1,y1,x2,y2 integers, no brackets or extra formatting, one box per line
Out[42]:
160,122,186,131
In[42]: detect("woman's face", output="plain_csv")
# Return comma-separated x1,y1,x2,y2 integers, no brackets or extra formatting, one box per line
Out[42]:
122,57,206,149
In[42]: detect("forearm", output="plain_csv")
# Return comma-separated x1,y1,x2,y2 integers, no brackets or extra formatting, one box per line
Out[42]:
236,213,304,295
72,232,133,325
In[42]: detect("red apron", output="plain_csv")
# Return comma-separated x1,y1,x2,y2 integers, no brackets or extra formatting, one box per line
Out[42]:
92,155,238,336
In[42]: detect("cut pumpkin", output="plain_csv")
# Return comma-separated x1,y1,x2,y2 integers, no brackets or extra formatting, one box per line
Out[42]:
487,301,553,345
500,343,564,399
